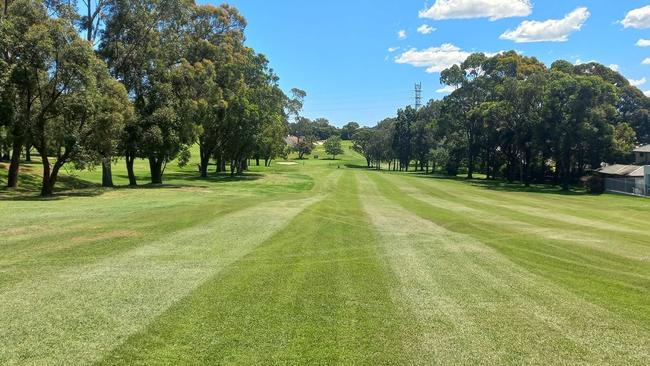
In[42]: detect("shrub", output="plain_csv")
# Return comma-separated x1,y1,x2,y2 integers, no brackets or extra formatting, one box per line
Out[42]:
584,174,604,194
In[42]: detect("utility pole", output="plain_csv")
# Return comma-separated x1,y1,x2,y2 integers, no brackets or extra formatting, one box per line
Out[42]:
414,82,422,111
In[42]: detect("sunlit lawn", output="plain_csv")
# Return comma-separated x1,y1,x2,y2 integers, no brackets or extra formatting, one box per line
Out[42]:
1,142,649,365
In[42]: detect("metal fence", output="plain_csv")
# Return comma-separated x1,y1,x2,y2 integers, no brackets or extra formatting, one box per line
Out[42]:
604,177,649,197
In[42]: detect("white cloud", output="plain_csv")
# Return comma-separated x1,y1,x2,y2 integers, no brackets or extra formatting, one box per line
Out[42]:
395,43,479,73
397,30,407,40
574,59,597,65
630,77,646,87
420,0,532,21
388,47,400,53
645,90,650,97
500,7,590,43
417,24,436,34
643,58,650,65
636,39,650,47
621,5,650,29
436,85,458,93
574,60,620,72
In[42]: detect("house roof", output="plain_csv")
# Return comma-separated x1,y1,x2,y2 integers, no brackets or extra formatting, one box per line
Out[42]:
634,144,650,153
597,164,643,176
629,166,646,177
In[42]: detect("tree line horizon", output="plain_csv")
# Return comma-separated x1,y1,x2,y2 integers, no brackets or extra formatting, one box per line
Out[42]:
2,1,649,196
349,51,649,190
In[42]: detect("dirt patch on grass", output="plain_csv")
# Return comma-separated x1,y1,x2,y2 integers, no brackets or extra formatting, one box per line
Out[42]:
71,230,140,243
276,162,299,166
0,226,32,236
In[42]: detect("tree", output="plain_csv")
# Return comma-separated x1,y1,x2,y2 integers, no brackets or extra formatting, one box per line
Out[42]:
352,128,374,167
100,0,197,184
428,146,450,174
340,122,359,140
22,10,127,196
290,116,315,159
79,0,107,44
294,140,314,160
393,107,416,171
312,118,339,140
3,0,80,190
323,136,343,159
86,66,133,188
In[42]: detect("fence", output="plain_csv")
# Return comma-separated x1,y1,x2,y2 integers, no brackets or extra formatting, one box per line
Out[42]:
604,177,649,197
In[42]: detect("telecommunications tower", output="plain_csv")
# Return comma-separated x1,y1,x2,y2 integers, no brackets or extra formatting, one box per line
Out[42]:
414,83,422,110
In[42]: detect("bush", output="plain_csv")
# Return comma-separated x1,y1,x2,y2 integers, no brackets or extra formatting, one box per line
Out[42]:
584,174,604,194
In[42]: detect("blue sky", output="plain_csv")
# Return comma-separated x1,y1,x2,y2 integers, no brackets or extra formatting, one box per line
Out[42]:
201,1,650,127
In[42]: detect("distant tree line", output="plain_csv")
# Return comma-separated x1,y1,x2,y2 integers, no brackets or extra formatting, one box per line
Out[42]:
287,117,358,159
353,51,649,190
0,0,306,196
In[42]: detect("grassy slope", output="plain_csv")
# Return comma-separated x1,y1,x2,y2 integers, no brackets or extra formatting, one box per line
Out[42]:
1,142,649,365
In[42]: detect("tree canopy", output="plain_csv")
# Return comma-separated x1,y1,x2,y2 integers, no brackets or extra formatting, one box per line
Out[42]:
1,0,299,195
357,51,649,189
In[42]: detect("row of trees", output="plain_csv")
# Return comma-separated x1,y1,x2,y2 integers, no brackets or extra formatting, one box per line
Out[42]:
353,51,650,189
0,0,299,196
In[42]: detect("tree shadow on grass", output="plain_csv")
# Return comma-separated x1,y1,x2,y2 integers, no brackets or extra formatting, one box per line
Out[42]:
412,174,588,196
162,172,264,183
0,170,264,201
344,164,376,170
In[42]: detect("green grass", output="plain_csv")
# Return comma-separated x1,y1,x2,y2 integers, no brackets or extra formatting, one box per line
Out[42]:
1,142,650,365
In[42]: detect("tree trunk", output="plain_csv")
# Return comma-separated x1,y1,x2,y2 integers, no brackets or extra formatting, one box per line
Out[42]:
7,136,22,188
229,160,236,177
24,144,31,162
199,146,210,178
126,154,137,186
256,157,260,166
467,148,474,179
39,153,66,197
560,155,570,191
524,148,532,187
149,157,163,184
86,0,92,42
101,158,114,187
40,154,52,196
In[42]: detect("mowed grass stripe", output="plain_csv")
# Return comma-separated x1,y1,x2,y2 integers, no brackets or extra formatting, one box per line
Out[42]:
0,195,320,366
387,174,650,264
97,171,408,365
359,172,650,365
0,169,330,289
0,195,270,288
412,175,650,233
381,174,650,291
369,173,650,328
